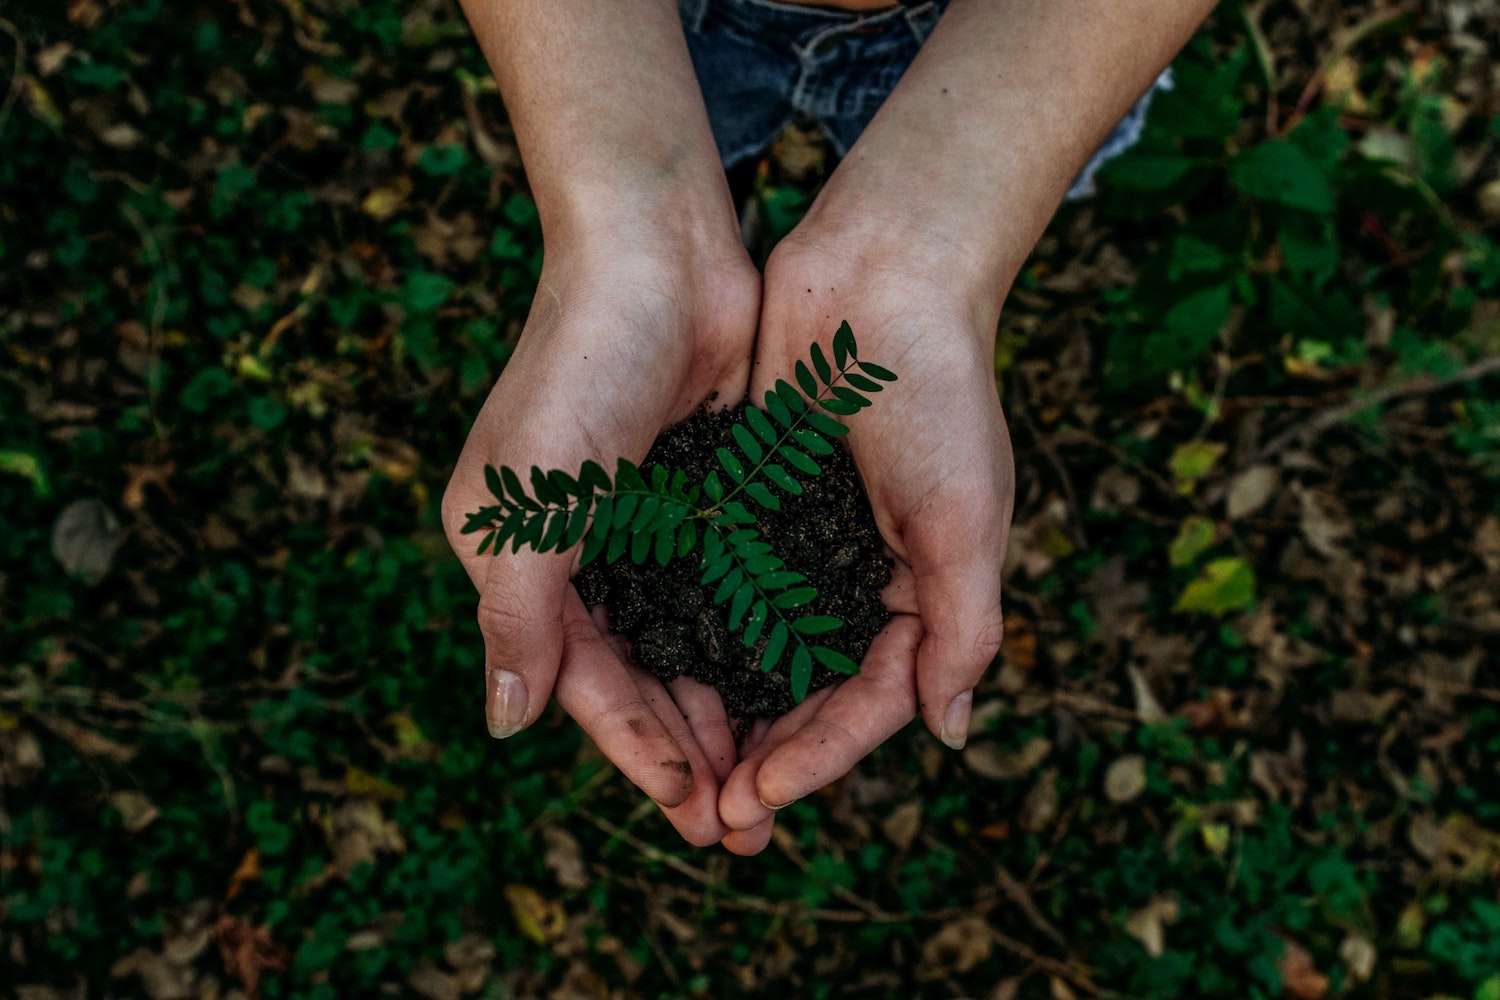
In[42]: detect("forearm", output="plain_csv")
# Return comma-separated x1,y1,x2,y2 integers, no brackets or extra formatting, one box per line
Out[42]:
804,0,1215,307
457,0,740,253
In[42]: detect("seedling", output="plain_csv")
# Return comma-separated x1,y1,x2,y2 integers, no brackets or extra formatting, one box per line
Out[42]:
461,322,895,702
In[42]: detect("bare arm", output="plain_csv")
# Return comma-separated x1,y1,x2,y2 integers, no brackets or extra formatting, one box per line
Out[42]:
443,0,760,847
720,0,1216,852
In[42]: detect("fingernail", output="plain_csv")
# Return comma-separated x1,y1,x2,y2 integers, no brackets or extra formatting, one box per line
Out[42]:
486,669,528,739
758,796,790,813
940,689,973,750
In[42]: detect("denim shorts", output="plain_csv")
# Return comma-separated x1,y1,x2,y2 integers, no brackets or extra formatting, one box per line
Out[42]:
678,0,1170,201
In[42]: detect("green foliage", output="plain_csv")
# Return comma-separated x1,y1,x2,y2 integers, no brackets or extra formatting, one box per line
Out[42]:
462,323,892,702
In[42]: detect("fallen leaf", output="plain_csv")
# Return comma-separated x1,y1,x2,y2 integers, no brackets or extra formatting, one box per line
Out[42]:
1276,934,1329,1000
503,884,565,945
1338,933,1376,984
542,826,588,890
213,916,288,1000
52,498,123,584
1226,464,1280,520
919,916,993,977
1020,768,1060,833
226,848,261,901
881,800,923,851
1104,755,1148,803
963,737,1052,781
110,790,160,833
1175,557,1257,615
1168,440,1226,495
1168,515,1217,567
1124,895,1180,957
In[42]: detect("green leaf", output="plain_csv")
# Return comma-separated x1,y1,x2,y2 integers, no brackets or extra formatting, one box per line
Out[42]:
757,571,805,590
702,550,734,584
676,521,696,558
793,429,835,455
580,520,608,565
484,465,505,501
765,390,793,428
579,459,610,492
631,496,662,532
562,504,592,549
772,587,817,609
761,623,789,673
732,423,763,463
502,466,534,509
779,446,821,475
763,464,802,495
547,469,580,497
833,321,857,367
530,466,562,505
606,525,630,564
612,494,639,530
717,447,746,483
1168,515,1217,567
775,380,808,414
714,567,743,604
720,501,755,525
476,530,495,555
795,360,818,398
539,509,569,551
746,407,776,445
831,386,868,408
650,464,668,492
653,525,674,565
805,411,849,438
810,342,833,385
793,615,842,635
704,470,723,502
820,397,860,416
812,646,859,675
844,372,882,393
743,602,768,646
790,645,813,703
629,529,651,564
857,361,897,382
729,582,755,628
745,482,780,510
1174,557,1257,615
1168,440,1226,496
1228,140,1335,214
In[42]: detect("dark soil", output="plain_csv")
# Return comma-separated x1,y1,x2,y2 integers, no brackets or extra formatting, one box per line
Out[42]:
575,404,891,720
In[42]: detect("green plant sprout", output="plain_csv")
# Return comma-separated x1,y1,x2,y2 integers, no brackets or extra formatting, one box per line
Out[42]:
461,322,895,703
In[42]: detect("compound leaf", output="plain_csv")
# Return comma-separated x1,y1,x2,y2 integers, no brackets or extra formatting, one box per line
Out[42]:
857,361,897,382
746,407,776,444
761,622,789,673
812,646,859,675
795,360,818,398
745,482,780,510
790,645,813,703
810,342,833,385
732,423,763,464
793,615,842,635
717,447,746,483
833,320,857,367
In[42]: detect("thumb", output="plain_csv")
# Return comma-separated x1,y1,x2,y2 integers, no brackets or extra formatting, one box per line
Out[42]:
477,544,572,738
907,512,1006,750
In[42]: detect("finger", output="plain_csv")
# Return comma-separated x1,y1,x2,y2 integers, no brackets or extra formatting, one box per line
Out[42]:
553,593,698,809
477,546,573,737
718,684,839,830
632,667,731,847
756,615,921,808
669,676,738,785
720,817,775,856
905,509,1006,749
735,716,775,761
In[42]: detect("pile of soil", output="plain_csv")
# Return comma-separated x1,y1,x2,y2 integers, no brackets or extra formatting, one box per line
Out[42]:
575,404,890,720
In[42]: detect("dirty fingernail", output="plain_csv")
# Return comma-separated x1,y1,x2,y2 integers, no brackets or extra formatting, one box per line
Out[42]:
940,689,972,750
486,669,528,739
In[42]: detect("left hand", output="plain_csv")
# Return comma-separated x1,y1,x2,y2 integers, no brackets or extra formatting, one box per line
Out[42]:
717,219,1016,855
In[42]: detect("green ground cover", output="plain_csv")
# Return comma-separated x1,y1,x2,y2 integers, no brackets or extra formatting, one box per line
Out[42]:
2,1,1499,997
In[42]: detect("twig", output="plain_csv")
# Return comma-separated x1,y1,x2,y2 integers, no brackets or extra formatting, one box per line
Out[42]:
1249,354,1500,465
1015,408,1088,550
994,862,1068,950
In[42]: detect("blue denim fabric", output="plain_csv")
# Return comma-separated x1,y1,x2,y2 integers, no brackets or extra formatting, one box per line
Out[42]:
678,0,1170,201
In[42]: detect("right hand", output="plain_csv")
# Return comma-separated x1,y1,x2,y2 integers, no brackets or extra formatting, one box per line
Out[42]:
441,231,760,847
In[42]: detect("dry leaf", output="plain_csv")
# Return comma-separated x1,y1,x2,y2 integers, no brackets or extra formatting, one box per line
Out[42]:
1020,767,1060,833
963,737,1052,781
1276,935,1329,1000
110,790,160,832
881,800,923,851
919,916,993,977
52,498,123,584
504,884,565,945
1127,665,1168,723
1123,895,1180,958
406,961,459,1000
1226,464,1279,520
542,827,588,890
1104,755,1148,803
213,916,288,1000
1339,933,1377,984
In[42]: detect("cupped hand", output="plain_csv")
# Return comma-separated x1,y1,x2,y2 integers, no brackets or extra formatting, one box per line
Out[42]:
718,229,1016,854
441,236,760,847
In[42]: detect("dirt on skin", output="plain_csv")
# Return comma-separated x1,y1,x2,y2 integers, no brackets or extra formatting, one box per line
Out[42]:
575,404,891,720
